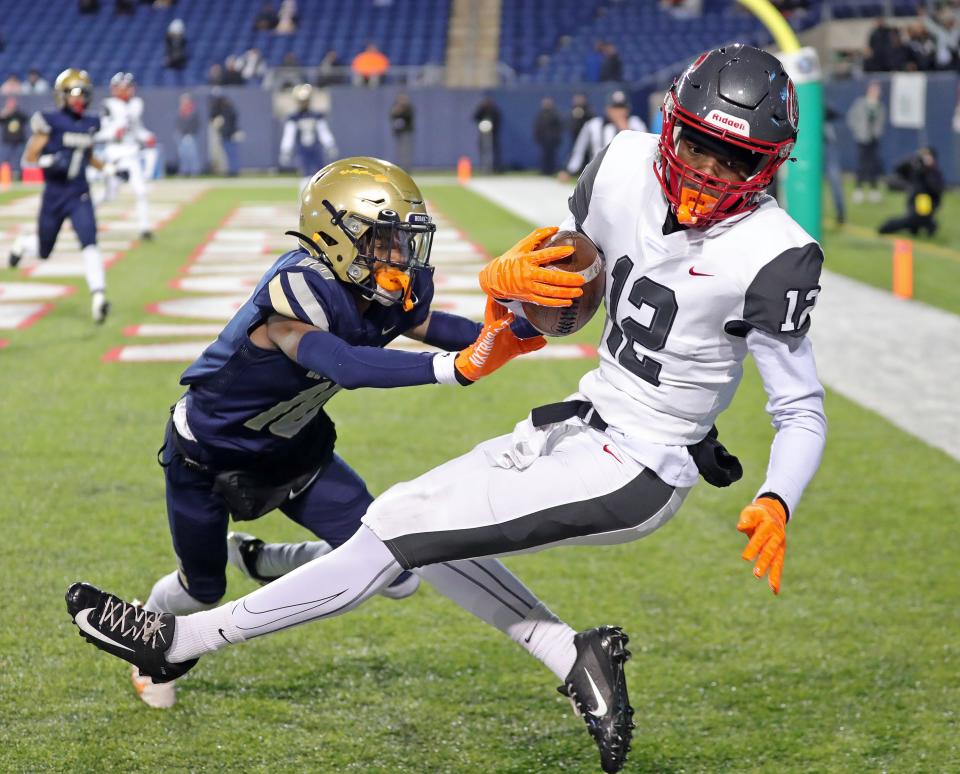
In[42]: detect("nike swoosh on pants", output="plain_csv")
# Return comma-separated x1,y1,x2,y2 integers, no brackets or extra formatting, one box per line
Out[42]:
75,608,135,653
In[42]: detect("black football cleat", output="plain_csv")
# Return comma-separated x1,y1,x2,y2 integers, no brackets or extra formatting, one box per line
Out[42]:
227,531,277,584
140,231,154,242
8,250,21,268
65,582,197,683
558,626,635,773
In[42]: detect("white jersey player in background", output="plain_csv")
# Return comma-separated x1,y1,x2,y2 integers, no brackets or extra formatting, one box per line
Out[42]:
97,72,156,240
68,45,826,774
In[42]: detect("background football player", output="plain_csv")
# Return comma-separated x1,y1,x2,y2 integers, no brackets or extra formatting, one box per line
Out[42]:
278,83,338,191
98,72,156,240
8,68,113,323
68,45,826,774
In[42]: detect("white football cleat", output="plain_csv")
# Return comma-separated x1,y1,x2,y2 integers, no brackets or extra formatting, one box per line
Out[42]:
131,665,177,709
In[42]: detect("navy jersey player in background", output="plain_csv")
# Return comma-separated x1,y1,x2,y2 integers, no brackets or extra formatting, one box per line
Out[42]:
279,84,338,191
8,69,114,323
108,157,548,708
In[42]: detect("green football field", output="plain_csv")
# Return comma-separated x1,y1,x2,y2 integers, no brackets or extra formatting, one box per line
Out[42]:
0,177,958,773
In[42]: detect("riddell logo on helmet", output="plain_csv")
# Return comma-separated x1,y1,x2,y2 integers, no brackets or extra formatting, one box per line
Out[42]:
705,110,750,136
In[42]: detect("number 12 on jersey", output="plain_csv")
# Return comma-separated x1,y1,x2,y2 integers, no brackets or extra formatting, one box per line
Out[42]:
605,255,678,387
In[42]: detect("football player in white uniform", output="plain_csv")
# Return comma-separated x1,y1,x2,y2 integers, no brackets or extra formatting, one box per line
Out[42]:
98,72,156,240
68,45,826,774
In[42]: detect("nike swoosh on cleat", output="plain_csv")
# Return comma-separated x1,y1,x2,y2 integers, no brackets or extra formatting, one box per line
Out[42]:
381,325,396,336
584,669,608,717
74,608,135,653
688,267,714,277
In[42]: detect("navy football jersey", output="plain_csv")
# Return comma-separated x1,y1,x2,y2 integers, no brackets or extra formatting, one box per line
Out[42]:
180,249,434,459
31,110,100,191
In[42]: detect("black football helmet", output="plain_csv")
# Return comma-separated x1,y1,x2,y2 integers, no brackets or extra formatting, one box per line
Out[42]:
655,44,799,227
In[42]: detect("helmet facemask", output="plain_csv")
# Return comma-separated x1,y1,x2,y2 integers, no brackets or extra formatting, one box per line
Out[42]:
656,96,793,226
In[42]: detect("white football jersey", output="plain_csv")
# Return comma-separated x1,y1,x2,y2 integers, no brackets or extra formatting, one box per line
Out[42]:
570,131,823,446
99,96,151,147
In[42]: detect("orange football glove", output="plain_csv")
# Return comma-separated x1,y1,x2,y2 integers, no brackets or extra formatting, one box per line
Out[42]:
737,497,787,595
453,298,546,383
479,226,584,307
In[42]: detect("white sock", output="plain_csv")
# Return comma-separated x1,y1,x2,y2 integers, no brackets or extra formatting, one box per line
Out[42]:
416,559,576,680
167,525,400,663
136,195,151,233
256,540,332,579
145,570,217,615
12,233,38,260
81,244,106,293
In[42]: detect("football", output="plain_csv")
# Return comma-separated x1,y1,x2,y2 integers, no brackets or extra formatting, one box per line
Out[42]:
521,230,605,337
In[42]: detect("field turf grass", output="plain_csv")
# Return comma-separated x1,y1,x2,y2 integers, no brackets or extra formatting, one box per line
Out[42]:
0,178,957,773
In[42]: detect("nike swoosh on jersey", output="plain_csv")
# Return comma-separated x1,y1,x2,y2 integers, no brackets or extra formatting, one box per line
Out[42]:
584,669,609,717
688,267,715,277
75,608,135,653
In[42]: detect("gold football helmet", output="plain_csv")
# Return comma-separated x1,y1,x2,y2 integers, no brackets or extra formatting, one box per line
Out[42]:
293,83,312,109
292,157,435,310
53,68,93,112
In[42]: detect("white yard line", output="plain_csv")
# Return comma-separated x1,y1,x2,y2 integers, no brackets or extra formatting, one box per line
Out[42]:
468,177,960,463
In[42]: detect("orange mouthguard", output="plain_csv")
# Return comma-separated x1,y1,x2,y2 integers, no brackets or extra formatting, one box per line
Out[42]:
677,187,720,225
374,266,414,311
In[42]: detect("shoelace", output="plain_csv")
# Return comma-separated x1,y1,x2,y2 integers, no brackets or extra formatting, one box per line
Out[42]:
98,597,168,647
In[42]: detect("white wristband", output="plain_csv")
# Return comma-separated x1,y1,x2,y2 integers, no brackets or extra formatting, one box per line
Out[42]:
432,352,460,385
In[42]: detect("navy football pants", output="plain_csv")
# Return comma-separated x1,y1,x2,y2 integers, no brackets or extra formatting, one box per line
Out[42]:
38,185,97,257
161,428,373,604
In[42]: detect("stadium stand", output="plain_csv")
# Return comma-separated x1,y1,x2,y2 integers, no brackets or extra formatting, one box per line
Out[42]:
0,0,450,87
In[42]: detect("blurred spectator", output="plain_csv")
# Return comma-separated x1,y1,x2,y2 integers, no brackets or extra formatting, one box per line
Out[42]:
584,40,604,83
316,50,343,87
1,75,22,96
276,0,298,34
846,81,886,203
115,0,135,14
904,22,937,72
389,92,415,172
823,104,845,225
78,0,101,12
223,56,246,85
878,147,944,236
569,93,594,151
253,2,278,32
210,89,241,176
473,94,501,173
533,97,563,176
0,97,27,180
919,5,960,70
563,90,646,178
661,0,702,18
599,43,623,82
266,52,305,90
351,43,390,86
175,93,201,177
239,48,267,82
165,18,188,71
23,69,50,94
207,63,224,86
864,18,900,72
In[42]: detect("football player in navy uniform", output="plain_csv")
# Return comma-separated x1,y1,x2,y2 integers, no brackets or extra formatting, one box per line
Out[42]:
68,46,826,773
279,83,338,191
9,69,113,323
